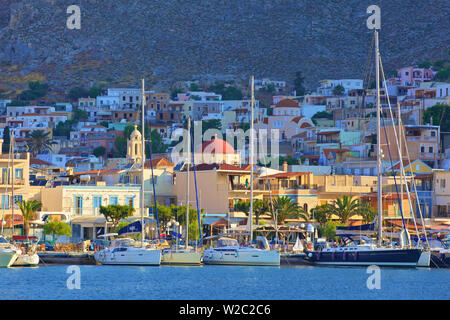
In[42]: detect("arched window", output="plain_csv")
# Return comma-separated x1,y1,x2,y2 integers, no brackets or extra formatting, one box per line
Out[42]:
303,203,308,213
135,144,138,155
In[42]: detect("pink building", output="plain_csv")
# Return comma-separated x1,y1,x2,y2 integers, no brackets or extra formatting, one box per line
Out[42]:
396,67,434,86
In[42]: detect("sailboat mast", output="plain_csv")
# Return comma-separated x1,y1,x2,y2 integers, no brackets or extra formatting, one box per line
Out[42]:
375,30,383,247
186,117,190,249
249,76,255,243
141,78,145,247
11,131,14,237
398,102,403,215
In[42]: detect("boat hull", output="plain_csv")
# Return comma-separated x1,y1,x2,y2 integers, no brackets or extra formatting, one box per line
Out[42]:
13,253,40,267
94,248,161,266
161,250,202,265
203,249,280,266
0,251,19,268
430,251,450,268
305,248,423,267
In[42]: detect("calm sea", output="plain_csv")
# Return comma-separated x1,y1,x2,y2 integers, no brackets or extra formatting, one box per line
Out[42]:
0,265,449,300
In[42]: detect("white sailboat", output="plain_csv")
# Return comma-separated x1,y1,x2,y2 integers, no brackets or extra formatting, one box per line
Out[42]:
0,237,20,267
94,78,161,266
161,116,202,265
202,76,280,266
306,15,429,267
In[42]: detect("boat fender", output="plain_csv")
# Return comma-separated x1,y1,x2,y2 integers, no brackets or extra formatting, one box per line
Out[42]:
342,252,346,261
317,252,320,260
235,250,238,258
111,252,115,260
307,253,312,258
331,251,335,261
354,252,358,261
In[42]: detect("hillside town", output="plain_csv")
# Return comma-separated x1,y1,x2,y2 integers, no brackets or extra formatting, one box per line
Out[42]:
0,61,449,246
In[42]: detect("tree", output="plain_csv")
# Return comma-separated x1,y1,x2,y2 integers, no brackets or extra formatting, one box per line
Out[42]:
189,83,199,91
310,204,331,227
201,119,222,135
418,61,432,69
332,85,345,96
17,81,49,101
357,202,377,224
54,119,78,138
93,146,106,158
16,200,42,237
435,69,450,81
253,199,270,225
73,107,89,121
234,200,250,216
68,87,89,100
423,104,449,133
172,204,203,242
100,205,135,229
170,88,184,100
155,203,173,235
2,126,10,154
319,221,346,241
149,129,168,154
272,196,300,224
26,130,52,156
328,195,361,223
294,71,306,96
43,218,72,244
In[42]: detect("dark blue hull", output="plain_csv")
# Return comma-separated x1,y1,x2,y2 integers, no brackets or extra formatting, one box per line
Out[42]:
305,248,423,267
430,251,450,268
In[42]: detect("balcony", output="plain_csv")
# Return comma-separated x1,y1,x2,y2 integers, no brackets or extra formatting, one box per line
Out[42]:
421,136,437,142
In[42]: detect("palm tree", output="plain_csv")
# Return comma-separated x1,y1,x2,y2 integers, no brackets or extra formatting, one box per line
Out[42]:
310,204,332,227
253,199,269,225
357,201,377,224
272,196,299,224
329,195,361,224
16,200,42,237
26,130,52,156
297,206,310,222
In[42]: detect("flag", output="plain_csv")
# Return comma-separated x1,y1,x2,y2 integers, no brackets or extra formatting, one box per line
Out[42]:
118,221,142,235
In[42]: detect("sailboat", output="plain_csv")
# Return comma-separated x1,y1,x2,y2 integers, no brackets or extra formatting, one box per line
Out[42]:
94,79,162,266
1,130,39,267
0,236,20,267
161,116,202,265
305,22,428,267
202,76,280,266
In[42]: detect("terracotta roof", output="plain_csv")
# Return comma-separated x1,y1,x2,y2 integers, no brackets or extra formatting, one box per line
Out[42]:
322,148,349,158
291,116,305,123
261,172,311,179
300,122,312,128
317,130,340,135
389,159,430,171
144,157,175,168
199,137,236,154
254,117,268,124
218,164,250,172
292,132,307,138
30,158,55,166
73,169,121,175
275,99,299,108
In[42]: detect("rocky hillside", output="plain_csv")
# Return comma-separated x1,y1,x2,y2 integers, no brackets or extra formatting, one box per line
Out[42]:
0,0,448,96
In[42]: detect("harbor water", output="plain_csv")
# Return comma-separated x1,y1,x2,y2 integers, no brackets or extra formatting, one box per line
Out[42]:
1,265,449,300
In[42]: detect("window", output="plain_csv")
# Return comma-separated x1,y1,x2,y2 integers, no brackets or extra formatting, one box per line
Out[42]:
429,147,433,153
440,179,446,189
74,196,83,215
421,146,425,153
93,196,102,215
1,195,9,209
109,196,118,205
125,196,134,208
431,131,436,137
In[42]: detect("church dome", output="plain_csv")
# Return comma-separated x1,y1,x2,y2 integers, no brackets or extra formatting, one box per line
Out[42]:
198,137,236,154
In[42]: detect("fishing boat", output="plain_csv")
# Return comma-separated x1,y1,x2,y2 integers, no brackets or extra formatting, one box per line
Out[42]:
305,23,428,268
94,79,161,266
202,76,280,266
161,117,202,265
